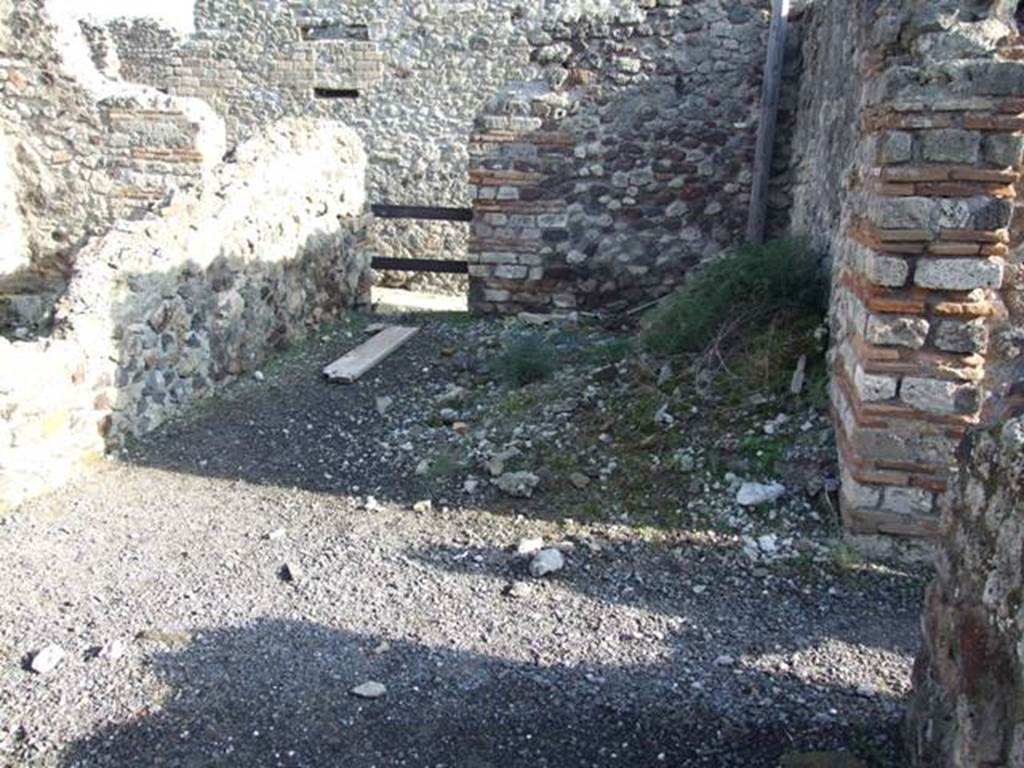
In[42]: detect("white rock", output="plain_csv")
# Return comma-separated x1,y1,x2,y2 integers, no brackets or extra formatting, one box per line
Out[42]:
495,471,540,498
516,536,545,556
505,581,532,599
757,534,778,554
98,639,126,662
529,548,565,578
569,472,591,489
281,561,304,583
253,370,265,382
375,396,393,416
415,459,430,476
714,654,735,667
736,481,786,506
437,385,467,406
412,500,433,514
463,477,480,494
30,644,65,675
351,681,387,699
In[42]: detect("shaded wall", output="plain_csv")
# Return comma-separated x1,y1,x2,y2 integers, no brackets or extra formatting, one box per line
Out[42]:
467,0,776,313
907,416,1024,766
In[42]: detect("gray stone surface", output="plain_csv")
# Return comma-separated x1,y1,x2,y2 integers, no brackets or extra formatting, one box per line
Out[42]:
900,377,981,417
865,315,929,349
914,258,1004,291
908,418,1024,766
920,129,980,164
933,318,988,355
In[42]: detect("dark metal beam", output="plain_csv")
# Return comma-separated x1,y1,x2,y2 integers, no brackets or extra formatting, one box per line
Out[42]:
371,257,469,274
371,204,473,222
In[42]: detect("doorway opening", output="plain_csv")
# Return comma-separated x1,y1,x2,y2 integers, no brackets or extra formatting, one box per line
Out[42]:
368,204,472,315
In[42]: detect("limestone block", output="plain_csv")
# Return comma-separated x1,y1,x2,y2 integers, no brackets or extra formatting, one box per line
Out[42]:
957,60,1024,97
865,313,929,349
921,129,980,164
850,423,960,467
901,377,981,417
868,196,1012,232
915,258,1004,291
982,133,1024,169
853,366,898,402
839,467,882,509
933,318,989,354
882,485,935,518
879,131,913,165
864,253,910,287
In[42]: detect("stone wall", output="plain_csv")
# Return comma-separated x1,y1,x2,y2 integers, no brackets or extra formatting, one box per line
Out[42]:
0,0,225,332
1,0,113,282
906,416,1024,766
0,119,370,511
467,0,773,313
790,0,1024,536
92,0,529,293
91,0,778,296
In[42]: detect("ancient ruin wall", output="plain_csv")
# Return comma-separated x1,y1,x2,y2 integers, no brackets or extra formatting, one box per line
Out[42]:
907,416,1024,766
1,0,114,283
0,119,370,512
467,0,775,312
0,0,227,333
788,0,1024,536
95,0,533,294
94,1,778,296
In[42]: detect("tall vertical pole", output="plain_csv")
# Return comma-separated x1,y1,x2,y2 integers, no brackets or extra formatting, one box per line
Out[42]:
746,0,790,245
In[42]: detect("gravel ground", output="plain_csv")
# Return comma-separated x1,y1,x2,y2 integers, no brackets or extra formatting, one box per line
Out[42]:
0,314,928,767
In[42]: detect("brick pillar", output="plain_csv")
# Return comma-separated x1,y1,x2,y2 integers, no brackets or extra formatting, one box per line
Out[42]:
832,28,1024,536
467,111,577,315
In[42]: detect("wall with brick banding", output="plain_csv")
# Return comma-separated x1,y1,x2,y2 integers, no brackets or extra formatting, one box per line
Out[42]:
793,0,1024,536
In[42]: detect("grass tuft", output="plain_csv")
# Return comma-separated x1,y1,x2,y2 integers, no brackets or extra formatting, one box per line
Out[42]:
642,238,826,357
493,333,558,387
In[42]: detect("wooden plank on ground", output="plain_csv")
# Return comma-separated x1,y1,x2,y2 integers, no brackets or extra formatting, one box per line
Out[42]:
322,326,420,383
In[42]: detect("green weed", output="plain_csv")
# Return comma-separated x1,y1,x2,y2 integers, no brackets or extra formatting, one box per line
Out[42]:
492,333,558,387
642,238,825,357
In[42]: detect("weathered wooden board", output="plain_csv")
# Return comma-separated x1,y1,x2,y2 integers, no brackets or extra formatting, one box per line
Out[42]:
322,325,419,383
745,0,790,244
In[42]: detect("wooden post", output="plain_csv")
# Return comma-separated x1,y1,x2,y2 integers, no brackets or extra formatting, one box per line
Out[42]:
745,0,790,245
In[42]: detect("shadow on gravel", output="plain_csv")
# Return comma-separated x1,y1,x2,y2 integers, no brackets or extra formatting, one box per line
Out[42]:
406,543,921,660
120,317,469,509
60,618,906,768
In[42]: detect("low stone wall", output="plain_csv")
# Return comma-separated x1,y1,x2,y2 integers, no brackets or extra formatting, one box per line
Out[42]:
0,119,371,511
467,0,774,313
906,416,1024,766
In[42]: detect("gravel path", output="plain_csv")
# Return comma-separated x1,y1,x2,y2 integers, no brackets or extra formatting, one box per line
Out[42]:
0,315,926,767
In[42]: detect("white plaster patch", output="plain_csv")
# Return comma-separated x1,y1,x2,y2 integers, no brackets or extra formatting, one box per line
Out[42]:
0,131,28,277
